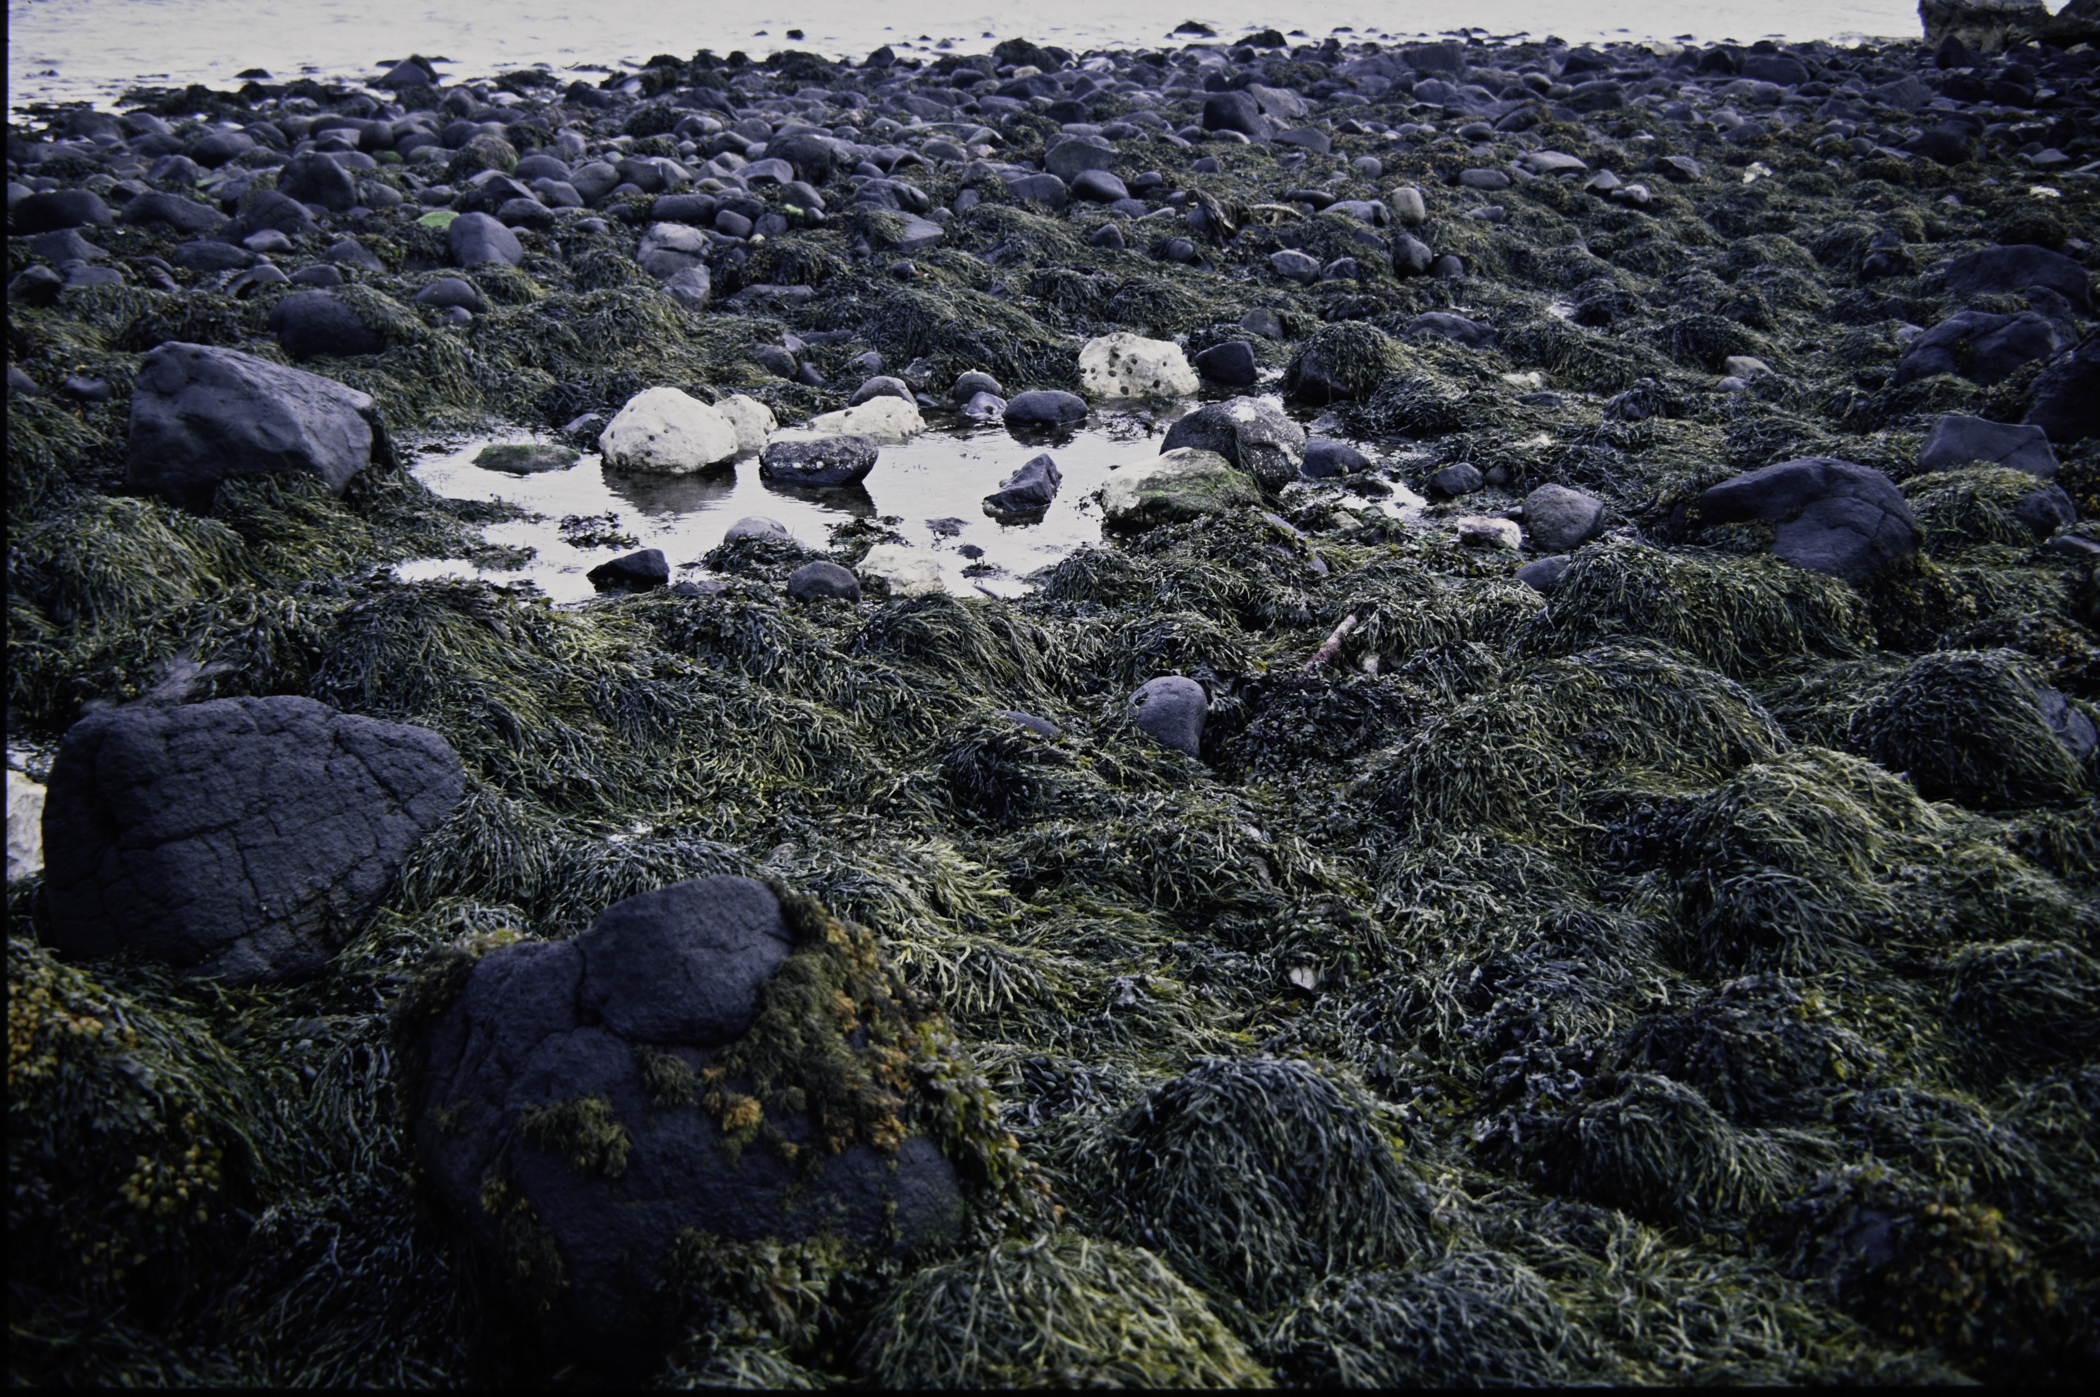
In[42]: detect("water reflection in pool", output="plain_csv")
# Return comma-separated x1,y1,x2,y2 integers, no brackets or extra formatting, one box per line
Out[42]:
404,399,1412,604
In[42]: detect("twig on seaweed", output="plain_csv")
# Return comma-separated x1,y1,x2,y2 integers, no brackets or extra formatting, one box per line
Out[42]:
1301,614,1359,676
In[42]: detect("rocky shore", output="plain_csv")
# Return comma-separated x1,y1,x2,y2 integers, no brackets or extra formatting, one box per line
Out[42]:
8,11,2100,1388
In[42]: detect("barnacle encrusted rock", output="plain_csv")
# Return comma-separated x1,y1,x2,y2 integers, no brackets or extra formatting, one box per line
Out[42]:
403,877,974,1376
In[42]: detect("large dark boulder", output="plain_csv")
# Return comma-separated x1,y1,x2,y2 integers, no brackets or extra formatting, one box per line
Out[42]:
235,189,318,239
448,210,523,266
1918,414,2058,478
1894,310,2063,386
42,697,463,983
982,453,1062,520
118,190,229,234
268,289,387,360
1160,397,1306,492
1524,483,1607,551
1128,676,1208,757
126,341,386,510
768,132,839,185
1202,90,1269,139
277,151,360,213
1942,243,2092,310
408,878,968,1376
1698,457,1920,582
2025,333,2100,443
759,434,879,488
9,189,114,233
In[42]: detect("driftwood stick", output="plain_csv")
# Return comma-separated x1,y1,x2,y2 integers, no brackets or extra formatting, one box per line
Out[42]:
1301,613,1359,675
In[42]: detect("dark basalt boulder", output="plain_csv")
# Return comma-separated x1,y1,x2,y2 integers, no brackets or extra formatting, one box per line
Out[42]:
1941,243,2092,310
276,150,359,212
268,289,387,360
9,189,114,233
119,190,228,234
1894,310,2063,386
408,877,967,1376
1918,414,2059,478
759,434,879,488
2025,333,2100,443
1160,397,1306,492
126,341,386,510
983,452,1062,520
1129,676,1207,757
786,560,862,601
586,547,669,591
42,696,463,983
1698,457,1921,582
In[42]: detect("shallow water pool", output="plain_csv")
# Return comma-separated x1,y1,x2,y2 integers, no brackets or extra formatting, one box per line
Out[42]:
405,398,1411,603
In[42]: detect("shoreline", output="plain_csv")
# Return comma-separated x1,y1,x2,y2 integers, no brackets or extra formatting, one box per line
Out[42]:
9,14,2100,1390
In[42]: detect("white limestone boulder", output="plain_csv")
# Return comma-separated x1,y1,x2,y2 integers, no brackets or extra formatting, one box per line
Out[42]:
7,769,45,883
1079,332,1199,399
599,387,738,473
857,543,944,597
805,396,925,443
715,393,778,453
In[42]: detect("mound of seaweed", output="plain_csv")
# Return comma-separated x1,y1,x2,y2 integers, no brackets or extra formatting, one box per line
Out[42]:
10,15,2100,1391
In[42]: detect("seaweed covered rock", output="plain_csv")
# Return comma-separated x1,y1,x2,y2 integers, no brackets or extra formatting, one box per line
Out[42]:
1283,323,1398,403
1160,397,1306,493
125,341,386,511
599,387,738,473
404,879,986,1377
1698,458,1920,583
1100,448,1259,530
1091,1057,1430,1311
1265,1255,1585,1387
864,1234,1271,1387
1852,650,2089,809
42,696,463,982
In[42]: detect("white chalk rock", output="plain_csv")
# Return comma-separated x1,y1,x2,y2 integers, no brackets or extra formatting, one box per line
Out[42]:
7,770,45,883
1079,332,1199,399
857,543,945,597
599,387,739,473
716,393,778,452
805,396,925,443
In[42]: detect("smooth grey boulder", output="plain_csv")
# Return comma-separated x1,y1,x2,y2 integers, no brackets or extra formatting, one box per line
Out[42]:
1045,134,1117,182
9,189,113,233
1192,340,1258,386
448,210,523,266
268,289,386,360
1003,389,1089,429
1129,676,1208,757
1202,90,1269,139
2015,484,2078,540
760,434,879,488
413,276,487,313
409,876,964,1376
983,453,1062,519
586,548,669,591
42,696,463,983
1429,461,1485,496
1523,484,1607,551
1699,457,1920,582
119,190,228,234
1302,438,1370,479
1517,555,1572,592
277,151,358,212
786,560,862,602
1918,414,2058,478
126,341,385,511
1160,396,1306,492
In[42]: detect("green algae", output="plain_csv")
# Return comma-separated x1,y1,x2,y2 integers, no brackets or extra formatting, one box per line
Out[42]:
9,27,2100,1393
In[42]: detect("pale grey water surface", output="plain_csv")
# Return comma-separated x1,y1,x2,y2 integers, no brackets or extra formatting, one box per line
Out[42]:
12,0,1939,113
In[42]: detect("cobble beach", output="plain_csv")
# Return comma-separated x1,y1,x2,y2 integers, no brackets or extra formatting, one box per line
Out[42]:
8,4,2100,1386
